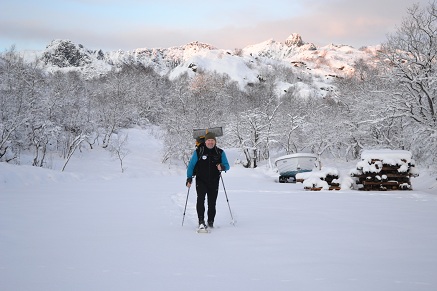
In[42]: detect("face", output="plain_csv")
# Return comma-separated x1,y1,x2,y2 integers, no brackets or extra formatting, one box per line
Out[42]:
205,138,216,149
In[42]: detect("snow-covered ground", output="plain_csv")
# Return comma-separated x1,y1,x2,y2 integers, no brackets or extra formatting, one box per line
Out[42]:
1,127,437,291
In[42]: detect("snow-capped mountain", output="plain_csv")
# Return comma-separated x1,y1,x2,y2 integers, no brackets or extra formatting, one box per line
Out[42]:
27,34,380,97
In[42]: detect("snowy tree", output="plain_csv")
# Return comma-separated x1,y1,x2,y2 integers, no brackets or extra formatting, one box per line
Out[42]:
228,102,279,168
0,47,46,163
120,64,166,124
44,71,97,170
159,73,199,165
160,71,235,165
379,1,437,164
92,67,140,148
334,57,408,159
188,72,229,126
108,131,129,173
274,91,306,155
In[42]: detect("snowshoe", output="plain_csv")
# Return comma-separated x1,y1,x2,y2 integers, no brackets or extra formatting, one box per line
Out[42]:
197,222,209,233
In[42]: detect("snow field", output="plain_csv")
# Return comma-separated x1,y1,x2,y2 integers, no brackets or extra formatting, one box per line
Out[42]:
1,127,437,291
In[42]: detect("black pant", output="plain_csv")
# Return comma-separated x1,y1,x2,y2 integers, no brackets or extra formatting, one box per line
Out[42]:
196,179,219,223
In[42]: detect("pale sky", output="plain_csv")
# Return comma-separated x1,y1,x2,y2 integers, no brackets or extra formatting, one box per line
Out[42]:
0,0,430,52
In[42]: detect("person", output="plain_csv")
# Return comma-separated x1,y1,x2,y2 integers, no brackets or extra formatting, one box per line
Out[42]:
186,132,230,229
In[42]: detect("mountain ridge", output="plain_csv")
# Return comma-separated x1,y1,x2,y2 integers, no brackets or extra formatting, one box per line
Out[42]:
22,34,380,97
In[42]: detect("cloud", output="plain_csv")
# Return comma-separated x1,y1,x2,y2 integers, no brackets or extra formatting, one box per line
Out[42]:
0,0,432,51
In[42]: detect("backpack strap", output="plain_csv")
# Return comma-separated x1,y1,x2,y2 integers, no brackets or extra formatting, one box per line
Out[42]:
196,145,222,161
196,145,204,160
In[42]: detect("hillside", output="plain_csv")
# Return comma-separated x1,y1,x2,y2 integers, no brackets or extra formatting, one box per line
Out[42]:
22,33,379,97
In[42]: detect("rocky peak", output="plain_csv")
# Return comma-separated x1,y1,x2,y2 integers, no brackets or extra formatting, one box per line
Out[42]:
42,39,92,67
182,41,217,51
285,33,304,47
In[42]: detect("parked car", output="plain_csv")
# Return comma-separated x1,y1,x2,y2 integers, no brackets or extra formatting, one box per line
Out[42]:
275,153,320,183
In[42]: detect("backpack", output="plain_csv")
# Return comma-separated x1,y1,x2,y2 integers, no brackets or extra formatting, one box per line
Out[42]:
192,144,204,177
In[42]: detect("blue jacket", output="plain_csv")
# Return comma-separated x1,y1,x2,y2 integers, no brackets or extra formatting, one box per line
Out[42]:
187,146,230,180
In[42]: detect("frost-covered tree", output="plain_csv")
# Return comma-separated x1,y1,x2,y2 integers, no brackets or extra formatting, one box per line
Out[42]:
160,73,195,165
160,71,235,165
228,79,280,168
91,67,140,148
121,64,166,124
0,47,46,163
334,57,407,159
379,1,437,164
274,90,306,155
45,71,93,170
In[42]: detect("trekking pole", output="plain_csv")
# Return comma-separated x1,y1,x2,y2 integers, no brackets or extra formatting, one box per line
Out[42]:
220,173,235,225
182,186,191,226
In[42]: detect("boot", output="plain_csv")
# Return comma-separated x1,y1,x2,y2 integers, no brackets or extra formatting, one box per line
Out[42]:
198,220,207,229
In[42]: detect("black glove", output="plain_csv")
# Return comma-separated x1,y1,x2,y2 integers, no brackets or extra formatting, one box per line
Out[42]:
186,177,192,186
